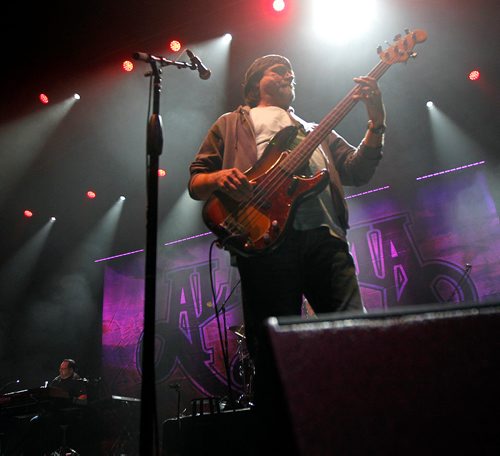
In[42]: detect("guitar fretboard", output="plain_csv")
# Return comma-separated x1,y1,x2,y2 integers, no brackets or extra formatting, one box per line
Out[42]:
280,59,391,175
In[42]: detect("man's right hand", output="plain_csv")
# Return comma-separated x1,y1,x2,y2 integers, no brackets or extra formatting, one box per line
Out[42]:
214,168,253,201
191,168,253,201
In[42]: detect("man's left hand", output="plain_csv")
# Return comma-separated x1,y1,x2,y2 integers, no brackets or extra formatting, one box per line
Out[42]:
353,76,386,127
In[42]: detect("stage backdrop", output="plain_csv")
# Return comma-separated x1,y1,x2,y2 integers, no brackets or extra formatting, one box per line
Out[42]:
101,165,500,422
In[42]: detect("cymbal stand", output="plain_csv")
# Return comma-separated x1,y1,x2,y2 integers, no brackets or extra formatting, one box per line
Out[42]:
234,334,255,408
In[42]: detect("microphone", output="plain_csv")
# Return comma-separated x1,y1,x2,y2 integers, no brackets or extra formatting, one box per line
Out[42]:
186,49,211,80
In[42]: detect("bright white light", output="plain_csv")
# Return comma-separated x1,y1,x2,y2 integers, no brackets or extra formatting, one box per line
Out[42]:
222,33,232,43
426,101,434,108
273,0,285,12
312,0,377,44
119,196,126,201
50,217,56,222
73,93,81,100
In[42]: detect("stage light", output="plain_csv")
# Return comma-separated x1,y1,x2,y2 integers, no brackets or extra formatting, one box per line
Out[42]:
73,93,81,100
169,40,182,52
345,186,390,200
222,33,233,43
123,60,134,72
87,191,96,199
416,161,485,181
426,101,434,108
158,169,167,177
468,70,480,81
273,0,285,12
39,93,49,104
24,210,33,218
312,0,376,44
50,217,56,222
119,196,126,201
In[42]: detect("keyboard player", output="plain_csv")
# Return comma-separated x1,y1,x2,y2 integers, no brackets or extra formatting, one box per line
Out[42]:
8,358,90,455
50,358,88,402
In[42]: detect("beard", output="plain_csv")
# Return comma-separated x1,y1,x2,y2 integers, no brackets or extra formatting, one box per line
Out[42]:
272,83,295,108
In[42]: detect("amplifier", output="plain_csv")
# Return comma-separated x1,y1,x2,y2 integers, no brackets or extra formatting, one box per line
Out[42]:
263,301,500,455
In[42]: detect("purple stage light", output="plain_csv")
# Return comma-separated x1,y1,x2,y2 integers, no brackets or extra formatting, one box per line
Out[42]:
95,232,213,263
345,186,390,199
416,161,485,181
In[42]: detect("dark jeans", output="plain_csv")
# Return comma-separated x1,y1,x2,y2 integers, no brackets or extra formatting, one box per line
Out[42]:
236,226,363,358
236,227,363,452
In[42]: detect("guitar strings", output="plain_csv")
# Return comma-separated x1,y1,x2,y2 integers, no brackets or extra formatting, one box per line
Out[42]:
222,61,391,243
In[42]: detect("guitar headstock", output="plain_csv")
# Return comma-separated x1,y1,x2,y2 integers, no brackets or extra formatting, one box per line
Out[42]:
377,29,428,64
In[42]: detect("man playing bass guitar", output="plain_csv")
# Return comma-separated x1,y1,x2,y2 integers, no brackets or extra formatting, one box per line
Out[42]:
188,54,385,422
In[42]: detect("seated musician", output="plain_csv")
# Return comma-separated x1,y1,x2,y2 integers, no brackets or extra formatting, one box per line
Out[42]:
12,358,90,455
50,358,88,403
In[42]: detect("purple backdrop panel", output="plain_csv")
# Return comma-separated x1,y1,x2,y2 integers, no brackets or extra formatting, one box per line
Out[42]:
102,259,144,396
348,168,499,310
102,234,245,420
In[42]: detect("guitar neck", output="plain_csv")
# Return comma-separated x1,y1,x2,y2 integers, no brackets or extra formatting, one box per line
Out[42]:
283,59,390,173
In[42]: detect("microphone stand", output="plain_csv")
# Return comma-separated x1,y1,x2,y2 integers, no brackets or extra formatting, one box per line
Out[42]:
208,242,241,412
135,53,199,456
168,383,182,432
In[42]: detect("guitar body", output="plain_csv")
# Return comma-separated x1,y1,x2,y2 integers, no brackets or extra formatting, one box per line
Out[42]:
201,29,428,257
202,126,329,257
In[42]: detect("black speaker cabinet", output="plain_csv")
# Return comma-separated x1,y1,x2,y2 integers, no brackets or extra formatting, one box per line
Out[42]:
162,407,256,456
263,302,500,455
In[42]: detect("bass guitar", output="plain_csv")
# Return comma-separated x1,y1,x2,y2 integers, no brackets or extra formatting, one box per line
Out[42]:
202,29,427,257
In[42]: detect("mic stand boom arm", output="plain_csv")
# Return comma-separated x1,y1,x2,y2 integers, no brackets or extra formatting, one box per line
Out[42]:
133,52,198,71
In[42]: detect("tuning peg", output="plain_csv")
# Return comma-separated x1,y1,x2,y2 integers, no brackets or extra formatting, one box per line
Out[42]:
393,34,402,41
376,45,383,54
404,28,410,34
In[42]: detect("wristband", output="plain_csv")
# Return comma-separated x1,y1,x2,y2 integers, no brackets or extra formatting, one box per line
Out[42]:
368,121,386,134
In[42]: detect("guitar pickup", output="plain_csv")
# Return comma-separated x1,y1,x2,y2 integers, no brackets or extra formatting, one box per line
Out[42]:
260,200,272,211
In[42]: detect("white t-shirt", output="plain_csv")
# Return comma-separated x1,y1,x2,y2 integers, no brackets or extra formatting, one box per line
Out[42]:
250,106,294,159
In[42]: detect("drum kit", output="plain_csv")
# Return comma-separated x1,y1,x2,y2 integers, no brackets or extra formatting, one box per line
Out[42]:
228,325,255,407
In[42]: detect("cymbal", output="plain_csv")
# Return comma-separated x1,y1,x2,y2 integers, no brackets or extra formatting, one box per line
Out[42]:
229,325,245,339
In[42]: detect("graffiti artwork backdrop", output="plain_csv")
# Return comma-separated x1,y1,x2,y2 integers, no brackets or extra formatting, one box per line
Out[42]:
101,166,500,421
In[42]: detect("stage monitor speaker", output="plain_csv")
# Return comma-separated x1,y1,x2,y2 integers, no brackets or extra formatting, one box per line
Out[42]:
162,407,255,456
264,301,500,455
